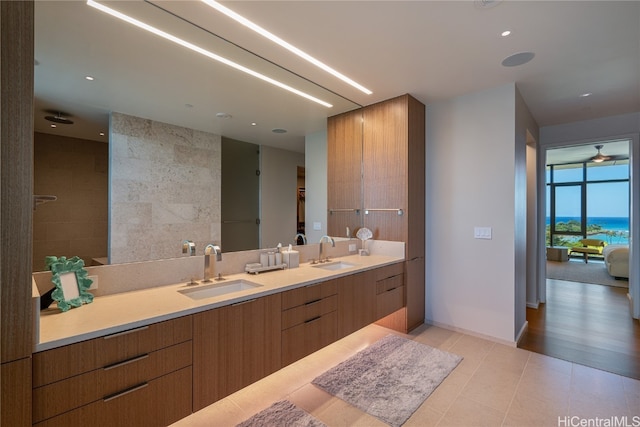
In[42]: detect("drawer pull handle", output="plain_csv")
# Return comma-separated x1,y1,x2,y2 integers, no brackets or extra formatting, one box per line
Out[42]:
232,298,257,306
103,325,149,340
305,316,322,324
103,354,149,371
305,298,321,306
103,382,148,402
386,287,398,292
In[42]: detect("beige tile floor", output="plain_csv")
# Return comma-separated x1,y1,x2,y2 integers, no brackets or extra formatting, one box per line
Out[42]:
173,324,640,427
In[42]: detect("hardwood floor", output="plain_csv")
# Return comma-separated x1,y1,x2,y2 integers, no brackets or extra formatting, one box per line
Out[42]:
519,278,640,380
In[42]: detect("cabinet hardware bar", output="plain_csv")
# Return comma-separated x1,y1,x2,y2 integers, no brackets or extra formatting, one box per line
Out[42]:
103,382,149,402
103,325,149,339
304,298,322,306
103,354,149,371
304,316,322,324
364,208,404,216
328,208,360,215
232,298,257,306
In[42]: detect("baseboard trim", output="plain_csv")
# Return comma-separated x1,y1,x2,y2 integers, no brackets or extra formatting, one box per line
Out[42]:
424,319,518,348
526,301,540,309
516,320,529,345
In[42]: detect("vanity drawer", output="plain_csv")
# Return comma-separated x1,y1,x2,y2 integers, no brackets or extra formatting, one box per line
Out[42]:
375,273,404,295
281,280,337,310
282,311,337,366
33,366,193,427
376,286,405,319
33,315,192,387
33,341,192,423
375,262,404,281
282,295,338,330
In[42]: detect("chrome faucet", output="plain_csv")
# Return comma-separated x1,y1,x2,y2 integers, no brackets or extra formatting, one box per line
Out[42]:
203,244,222,282
182,240,196,256
294,233,307,245
318,235,335,263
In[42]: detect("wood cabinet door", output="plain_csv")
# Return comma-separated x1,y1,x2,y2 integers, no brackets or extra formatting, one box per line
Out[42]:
337,271,376,338
405,257,426,331
1,358,31,427
327,110,363,236
192,294,281,411
362,95,409,243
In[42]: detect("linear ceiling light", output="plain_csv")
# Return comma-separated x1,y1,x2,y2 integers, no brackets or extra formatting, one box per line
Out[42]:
86,0,333,108
201,0,372,95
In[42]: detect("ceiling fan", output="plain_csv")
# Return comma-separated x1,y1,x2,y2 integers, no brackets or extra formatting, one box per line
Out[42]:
588,144,626,163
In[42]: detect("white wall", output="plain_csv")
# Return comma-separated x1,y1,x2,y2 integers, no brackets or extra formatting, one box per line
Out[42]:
426,83,521,343
260,145,305,248
515,88,540,338
540,112,640,319
305,130,328,244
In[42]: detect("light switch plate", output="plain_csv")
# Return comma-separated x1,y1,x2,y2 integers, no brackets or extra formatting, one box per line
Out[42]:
313,221,322,231
474,226,492,240
349,244,356,252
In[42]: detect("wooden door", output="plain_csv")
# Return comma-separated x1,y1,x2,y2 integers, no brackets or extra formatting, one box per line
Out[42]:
192,294,281,411
362,96,409,242
337,271,376,338
327,109,363,237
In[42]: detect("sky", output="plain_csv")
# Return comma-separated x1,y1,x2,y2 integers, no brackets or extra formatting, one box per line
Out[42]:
546,164,630,218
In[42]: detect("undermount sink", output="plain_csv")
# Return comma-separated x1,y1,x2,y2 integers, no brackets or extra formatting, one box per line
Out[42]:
178,279,262,300
312,261,358,271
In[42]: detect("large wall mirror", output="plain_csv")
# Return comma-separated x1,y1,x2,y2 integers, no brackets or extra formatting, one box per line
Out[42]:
33,1,360,271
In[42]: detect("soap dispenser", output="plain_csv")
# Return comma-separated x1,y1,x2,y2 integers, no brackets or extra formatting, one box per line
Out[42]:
282,244,299,269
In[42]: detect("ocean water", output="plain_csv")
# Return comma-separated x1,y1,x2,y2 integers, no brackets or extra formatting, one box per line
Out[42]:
547,216,630,244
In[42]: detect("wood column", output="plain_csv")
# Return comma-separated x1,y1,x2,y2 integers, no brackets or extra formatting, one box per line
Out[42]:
1,1,34,426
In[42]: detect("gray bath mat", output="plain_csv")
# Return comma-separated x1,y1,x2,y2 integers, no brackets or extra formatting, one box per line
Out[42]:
236,400,326,427
312,334,462,427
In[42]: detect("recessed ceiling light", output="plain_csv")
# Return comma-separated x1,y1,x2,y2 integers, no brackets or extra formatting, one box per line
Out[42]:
272,128,287,134
201,0,372,95
216,112,232,119
580,92,592,98
86,0,333,108
501,30,511,37
85,75,94,81
501,51,535,67
251,122,257,126
50,124,57,128
99,132,105,136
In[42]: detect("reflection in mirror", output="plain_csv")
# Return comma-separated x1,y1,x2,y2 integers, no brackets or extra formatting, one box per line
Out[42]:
32,1,360,270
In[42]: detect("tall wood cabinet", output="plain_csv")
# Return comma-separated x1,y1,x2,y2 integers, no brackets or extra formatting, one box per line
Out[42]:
1,2,35,426
327,109,363,237
328,94,425,332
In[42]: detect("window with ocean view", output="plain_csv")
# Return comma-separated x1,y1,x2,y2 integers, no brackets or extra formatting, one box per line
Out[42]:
546,148,630,249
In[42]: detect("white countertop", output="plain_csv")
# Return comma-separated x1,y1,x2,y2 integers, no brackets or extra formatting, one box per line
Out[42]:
35,254,403,352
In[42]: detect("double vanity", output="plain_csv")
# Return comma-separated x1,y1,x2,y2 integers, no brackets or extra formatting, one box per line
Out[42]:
31,244,407,426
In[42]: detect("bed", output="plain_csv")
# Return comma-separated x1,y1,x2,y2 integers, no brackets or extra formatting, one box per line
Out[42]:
602,245,629,279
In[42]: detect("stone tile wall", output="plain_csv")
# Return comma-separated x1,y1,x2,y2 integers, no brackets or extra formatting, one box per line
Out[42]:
110,112,221,264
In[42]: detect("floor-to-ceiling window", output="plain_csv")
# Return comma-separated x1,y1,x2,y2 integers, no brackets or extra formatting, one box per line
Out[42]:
546,141,630,251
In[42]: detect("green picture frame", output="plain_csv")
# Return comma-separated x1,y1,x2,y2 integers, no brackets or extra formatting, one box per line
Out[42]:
45,256,94,312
